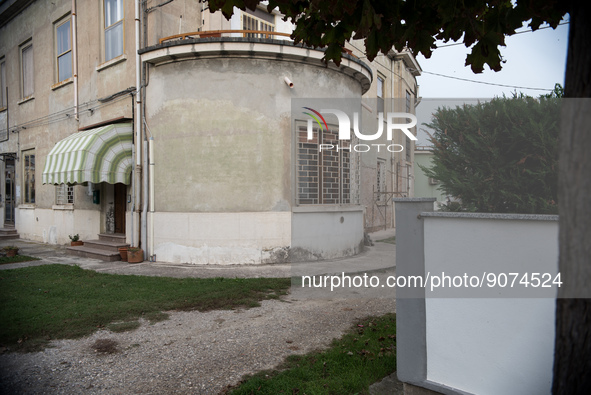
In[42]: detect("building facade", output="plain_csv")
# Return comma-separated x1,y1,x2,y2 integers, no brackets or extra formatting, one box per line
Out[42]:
0,0,420,263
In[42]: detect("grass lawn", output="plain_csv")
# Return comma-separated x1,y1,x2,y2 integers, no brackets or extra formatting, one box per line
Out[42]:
0,264,290,351
0,255,41,265
227,313,396,395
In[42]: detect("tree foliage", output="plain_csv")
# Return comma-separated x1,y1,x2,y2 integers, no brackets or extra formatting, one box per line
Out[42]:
422,94,560,214
206,0,567,71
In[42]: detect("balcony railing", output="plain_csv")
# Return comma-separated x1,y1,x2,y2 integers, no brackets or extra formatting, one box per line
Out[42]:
159,30,292,44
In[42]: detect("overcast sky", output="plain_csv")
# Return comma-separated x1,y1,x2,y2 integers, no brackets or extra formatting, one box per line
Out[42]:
414,21,569,145
415,22,569,99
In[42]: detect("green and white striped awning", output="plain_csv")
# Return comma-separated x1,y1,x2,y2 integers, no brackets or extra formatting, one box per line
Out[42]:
42,123,133,185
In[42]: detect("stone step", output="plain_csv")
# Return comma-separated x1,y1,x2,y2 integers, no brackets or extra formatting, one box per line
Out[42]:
98,233,126,243
66,245,122,262
82,239,129,253
0,228,20,240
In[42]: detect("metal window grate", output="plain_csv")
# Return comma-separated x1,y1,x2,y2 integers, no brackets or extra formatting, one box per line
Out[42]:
56,184,74,204
296,124,358,205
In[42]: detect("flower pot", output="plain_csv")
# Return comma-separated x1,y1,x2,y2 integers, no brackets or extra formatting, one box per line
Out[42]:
5,249,18,257
118,247,128,262
70,241,84,246
127,249,144,263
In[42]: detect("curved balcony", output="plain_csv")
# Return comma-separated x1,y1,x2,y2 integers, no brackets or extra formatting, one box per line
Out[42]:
140,30,371,93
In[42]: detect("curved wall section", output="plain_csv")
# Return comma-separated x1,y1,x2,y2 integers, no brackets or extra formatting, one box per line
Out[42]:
141,38,371,264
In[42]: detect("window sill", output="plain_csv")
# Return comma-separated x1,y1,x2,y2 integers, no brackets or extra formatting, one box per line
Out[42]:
96,54,127,72
0,107,6,112
18,204,36,209
52,204,74,211
292,205,364,213
51,78,73,91
17,96,34,105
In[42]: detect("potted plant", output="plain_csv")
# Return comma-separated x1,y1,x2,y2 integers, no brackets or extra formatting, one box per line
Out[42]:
127,247,144,263
69,234,84,246
3,245,19,257
118,246,129,262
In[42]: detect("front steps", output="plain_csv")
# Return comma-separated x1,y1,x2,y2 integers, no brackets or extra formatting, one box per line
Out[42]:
0,227,19,240
67,233,128,261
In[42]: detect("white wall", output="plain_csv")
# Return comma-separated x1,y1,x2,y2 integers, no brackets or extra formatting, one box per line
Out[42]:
153,211,291,264
291,207,364,261
15,207,101,244
423,215,558,395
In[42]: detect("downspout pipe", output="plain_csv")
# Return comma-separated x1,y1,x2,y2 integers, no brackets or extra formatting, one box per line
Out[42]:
134,0,142,251
72,0,78,120
148,137,154,260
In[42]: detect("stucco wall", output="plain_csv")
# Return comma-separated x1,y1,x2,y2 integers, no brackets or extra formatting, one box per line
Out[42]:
422,215,558,395
291,207,364,261
143,43,367,213
15,207,100,244
152,211,291,264
394,197,559,395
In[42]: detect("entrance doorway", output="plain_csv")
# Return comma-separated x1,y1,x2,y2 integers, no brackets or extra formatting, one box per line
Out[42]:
114,183,127,234
4,158,15,226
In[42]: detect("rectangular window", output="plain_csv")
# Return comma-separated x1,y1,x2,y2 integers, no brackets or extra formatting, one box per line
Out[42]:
23,150,35,204
296,125,354,205
56,184,74,204
0,59,6,108
104,0,124,61
56,18,72,82
242,13,275,38
405,90,412,162
20,41,34,98
377,75,385,113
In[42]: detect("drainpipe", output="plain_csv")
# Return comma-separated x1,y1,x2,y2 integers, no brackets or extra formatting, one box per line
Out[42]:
148,137,154,260
141,140,148,258
72,0,78,120
134,0,142,250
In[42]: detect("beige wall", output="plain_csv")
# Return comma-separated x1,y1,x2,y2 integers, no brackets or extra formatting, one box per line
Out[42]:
0,0,138,241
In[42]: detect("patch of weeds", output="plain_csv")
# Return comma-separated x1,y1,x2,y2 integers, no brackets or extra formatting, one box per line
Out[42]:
108,321,141,333
91,338,119,354
376,236,396,244
0,255,41,265
144,311,169,324
227,313,397,394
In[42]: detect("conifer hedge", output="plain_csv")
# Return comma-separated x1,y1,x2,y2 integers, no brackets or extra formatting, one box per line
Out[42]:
422,94,560,214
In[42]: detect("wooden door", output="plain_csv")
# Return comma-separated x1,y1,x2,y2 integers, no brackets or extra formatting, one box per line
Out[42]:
114,183,127,234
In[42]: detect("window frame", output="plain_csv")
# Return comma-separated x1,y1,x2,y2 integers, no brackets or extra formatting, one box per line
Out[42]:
20,40,34,99
0,58,6,109
56,183,74,205
405,90,413,162
296,122,355,206
55,16,73,83
241,12,275,38
22,149,36,204
377,75,385,114
103,0,125,62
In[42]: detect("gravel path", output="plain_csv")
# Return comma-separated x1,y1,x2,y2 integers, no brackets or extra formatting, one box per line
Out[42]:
0,296,395,394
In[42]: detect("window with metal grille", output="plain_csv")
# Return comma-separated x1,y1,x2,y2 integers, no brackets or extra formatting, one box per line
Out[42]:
242,13,274,38
376,159,386,201
296,124,356,205
56,184,74,204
